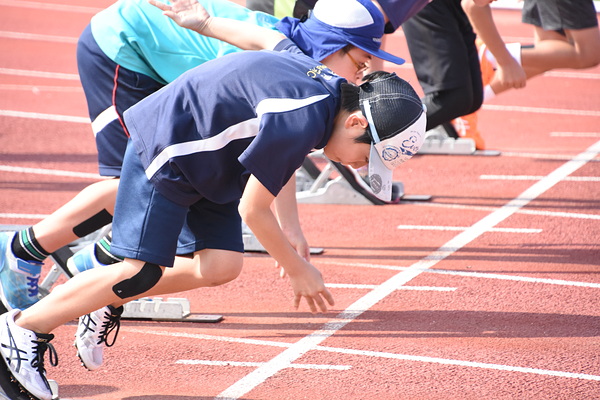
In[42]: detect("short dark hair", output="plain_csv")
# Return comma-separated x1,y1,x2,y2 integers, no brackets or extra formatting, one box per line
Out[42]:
339,71,399,144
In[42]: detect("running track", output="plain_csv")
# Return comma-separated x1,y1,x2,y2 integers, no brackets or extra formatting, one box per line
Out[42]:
0,1,599,399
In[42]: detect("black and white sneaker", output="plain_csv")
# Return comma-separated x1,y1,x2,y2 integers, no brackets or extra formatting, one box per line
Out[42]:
75,305,122,371
0,309,57,400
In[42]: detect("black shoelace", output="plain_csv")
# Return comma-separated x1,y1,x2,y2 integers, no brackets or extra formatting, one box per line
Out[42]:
31,334,58,376
98,310,121,348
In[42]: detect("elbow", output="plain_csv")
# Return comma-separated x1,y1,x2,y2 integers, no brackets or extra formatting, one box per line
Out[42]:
238,199,260,228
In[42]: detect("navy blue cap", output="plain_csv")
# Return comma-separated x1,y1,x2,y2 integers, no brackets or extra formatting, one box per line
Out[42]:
276,0,405,64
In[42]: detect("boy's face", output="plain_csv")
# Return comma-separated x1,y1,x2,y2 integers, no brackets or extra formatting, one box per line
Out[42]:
324,110,371,169
322,48,372,84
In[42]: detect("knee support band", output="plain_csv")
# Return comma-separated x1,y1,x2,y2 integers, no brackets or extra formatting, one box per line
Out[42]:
72,209,113,238
112,262,163,299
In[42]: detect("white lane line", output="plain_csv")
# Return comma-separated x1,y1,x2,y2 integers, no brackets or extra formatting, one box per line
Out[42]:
480,175,600,182
0,31,77,43
319,261,600,289
0,0,103,13
551,132,600,137
0,110,89,123
176,360,351,370
481,104,600,117
216,141,600,399
544,71,600,80
500,151,600,161
397,225,542,233
0,84,81,92
402,201,600,221
0,67,79,80
0,165,101,179
0,213,48,220
315,346,600,382
133,329,600,382
326,284,457,291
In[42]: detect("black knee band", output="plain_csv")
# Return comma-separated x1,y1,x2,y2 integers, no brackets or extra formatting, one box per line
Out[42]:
112,262,163,299
72,209,113,238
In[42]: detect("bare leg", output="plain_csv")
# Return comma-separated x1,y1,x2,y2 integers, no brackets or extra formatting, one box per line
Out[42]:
31,178,119,253
491,25,600,95
112,249,244,306
13,249,243,333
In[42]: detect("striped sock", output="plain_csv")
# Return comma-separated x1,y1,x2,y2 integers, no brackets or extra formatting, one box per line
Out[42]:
11,227,50,263
94,233,123,265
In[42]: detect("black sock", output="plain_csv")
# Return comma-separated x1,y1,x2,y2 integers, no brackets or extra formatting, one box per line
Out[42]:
11,227,51,263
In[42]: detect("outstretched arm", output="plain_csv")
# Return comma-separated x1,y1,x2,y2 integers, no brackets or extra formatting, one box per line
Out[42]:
461,0,527,89
240,175,334,313
274,174,310,277
148,0,286,51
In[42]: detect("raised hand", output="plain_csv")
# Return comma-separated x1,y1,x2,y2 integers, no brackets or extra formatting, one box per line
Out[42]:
147,0,211,33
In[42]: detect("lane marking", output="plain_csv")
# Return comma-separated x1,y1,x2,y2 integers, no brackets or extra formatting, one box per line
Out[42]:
0,30,77,43
480,174,600,182
481,104,600,117
397,225,542,233
218,141,600,399
326,284,457,291
133,329,600,382
0,213,48,220
551,132,600,137
0,165,101,179
315,346,600,382
0,67,79,80
0,110,89,123
500,151,600,161
176,360,351,370
0,84,81,92
319,261,600,289
402,201,600,221
0,0,103,13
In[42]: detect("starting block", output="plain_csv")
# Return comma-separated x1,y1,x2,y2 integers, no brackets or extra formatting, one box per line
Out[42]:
242,223,324,255
418,125,501,156
122,297,223,323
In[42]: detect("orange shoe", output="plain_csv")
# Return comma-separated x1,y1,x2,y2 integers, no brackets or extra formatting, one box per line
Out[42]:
453,113,485,150
475,38,495,87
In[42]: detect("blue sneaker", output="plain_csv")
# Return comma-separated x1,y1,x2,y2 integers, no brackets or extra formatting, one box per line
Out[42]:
0,232,42,310
66,242,106,276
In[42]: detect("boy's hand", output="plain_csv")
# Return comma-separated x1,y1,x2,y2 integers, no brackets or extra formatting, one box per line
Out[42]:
287,262,335,313
148,0,211,33
276,228,310,278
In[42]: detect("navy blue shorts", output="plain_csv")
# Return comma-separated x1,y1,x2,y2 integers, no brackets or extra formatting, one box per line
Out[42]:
110,141,244,267
523,0,599,32
77,24,165,177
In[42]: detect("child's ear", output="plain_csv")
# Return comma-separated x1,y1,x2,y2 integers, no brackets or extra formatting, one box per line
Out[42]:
346,111,369,129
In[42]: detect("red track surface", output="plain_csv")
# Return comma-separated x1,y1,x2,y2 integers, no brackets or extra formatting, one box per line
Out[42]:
1,1,599,399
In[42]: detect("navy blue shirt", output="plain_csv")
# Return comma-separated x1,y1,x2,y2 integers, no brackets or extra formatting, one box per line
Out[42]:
124,40,344,206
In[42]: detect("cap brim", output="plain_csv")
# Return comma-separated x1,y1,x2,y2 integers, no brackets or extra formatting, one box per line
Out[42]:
353,43,405,65
368,144,393,201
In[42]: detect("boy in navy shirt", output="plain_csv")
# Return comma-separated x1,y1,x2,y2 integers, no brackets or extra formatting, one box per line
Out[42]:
0,38,425,399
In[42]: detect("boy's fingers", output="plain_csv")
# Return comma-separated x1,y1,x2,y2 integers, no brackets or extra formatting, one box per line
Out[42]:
322,289,335,306
147,0,169,11
294,294,301,310
305,297,317,313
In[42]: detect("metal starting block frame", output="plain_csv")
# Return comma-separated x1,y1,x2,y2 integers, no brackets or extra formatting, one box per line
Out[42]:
122,297,223,322
419,125,501,156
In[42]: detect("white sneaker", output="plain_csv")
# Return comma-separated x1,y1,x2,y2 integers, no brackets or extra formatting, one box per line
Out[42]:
74,305,122,371
0,309,57,400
